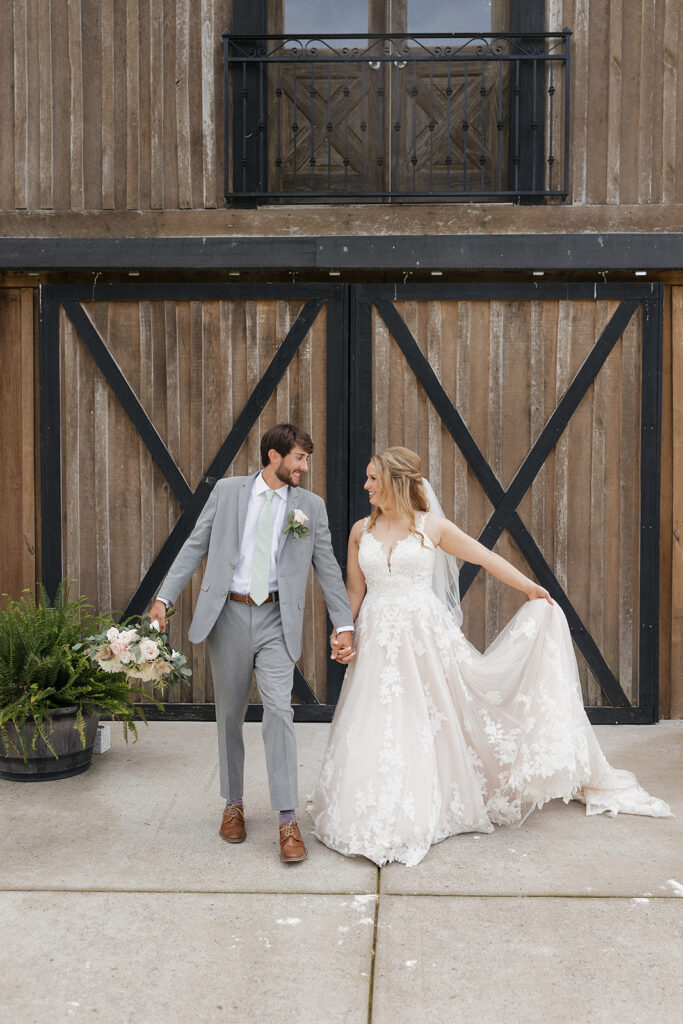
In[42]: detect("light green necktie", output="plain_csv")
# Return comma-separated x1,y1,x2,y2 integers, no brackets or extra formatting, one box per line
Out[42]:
249,489,275,605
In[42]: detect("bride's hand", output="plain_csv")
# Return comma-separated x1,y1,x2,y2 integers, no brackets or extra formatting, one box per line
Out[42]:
527,584,553,605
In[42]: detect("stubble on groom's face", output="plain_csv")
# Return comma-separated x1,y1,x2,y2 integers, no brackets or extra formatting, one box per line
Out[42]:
274,447,309,487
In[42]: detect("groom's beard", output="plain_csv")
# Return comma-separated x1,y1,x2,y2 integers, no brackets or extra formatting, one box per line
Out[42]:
275,464,302,487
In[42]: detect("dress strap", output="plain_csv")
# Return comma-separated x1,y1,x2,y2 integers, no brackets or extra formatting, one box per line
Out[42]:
417,511,435,547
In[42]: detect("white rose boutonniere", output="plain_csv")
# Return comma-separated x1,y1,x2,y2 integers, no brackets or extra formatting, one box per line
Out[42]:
283,509,310,539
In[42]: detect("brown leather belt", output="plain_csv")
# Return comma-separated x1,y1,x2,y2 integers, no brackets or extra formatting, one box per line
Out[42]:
229,591,279,605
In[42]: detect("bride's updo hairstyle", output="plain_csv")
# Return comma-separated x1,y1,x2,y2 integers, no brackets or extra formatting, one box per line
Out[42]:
368,447,429,542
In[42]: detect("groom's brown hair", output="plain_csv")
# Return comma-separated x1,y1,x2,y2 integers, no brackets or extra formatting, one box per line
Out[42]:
261,423,314,466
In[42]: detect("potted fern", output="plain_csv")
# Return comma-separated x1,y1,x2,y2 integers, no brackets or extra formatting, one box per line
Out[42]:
0,585,187,782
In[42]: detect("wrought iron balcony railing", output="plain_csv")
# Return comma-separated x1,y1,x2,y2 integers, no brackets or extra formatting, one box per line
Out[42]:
223,32,571,204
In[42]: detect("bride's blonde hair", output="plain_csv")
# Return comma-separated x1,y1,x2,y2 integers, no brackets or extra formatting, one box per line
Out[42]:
367,447,429,542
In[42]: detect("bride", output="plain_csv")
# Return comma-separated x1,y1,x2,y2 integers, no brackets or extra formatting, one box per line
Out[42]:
309,447,671,867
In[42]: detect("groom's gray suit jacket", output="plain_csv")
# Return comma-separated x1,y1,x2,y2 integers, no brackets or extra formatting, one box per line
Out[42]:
158,475,351,661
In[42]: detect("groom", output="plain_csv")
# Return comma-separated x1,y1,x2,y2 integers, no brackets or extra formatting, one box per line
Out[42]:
148,424,354,863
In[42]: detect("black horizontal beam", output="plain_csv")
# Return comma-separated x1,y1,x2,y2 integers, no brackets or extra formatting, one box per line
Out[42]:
131,703,652,725
317,235,683,271
133,703,334,723
3,234,682,271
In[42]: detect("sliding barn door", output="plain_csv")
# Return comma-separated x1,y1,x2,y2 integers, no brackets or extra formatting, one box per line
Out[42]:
350,284,662,722
40,284,348,715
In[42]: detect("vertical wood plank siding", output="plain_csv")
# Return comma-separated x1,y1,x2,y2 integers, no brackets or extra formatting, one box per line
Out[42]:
1,0,680,211
57,298,329,704
374,299,642,707
0,290,36,604
4,0,231,212
548,0,682,204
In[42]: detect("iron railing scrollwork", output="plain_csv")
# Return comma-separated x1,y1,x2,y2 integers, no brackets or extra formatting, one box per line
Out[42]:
223,31,571,203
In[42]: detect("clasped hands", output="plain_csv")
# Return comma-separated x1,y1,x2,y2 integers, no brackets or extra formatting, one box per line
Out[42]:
329,629,356,664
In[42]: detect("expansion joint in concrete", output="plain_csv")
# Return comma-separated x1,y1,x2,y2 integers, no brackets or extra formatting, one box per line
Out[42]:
367,867,381,1024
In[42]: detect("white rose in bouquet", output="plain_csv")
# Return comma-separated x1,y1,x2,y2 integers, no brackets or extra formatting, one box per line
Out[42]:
139,638,160,662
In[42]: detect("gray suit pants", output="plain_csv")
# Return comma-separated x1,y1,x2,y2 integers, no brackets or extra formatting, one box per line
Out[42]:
206,598,298,811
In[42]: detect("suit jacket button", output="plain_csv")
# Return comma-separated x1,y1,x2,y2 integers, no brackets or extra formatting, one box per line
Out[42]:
220,590,227,596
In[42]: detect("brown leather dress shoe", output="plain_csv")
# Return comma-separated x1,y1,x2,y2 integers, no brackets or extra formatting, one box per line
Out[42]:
219,804,246,843
279,820,308,862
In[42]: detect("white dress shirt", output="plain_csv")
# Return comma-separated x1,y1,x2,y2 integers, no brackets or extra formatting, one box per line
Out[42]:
230,473,353,633
229,473,289,594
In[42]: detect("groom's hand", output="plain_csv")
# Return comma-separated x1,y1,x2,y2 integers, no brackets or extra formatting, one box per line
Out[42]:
332,630,355,664
149,599,168,632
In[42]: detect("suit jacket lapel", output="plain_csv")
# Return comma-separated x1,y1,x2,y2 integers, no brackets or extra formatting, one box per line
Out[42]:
237,476,255,547
277,487,298,558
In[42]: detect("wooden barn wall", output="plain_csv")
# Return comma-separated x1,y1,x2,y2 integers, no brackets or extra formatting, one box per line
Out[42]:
1,0,681,213
373,298,642,708
0,289,36,605
1,285,682,714
0,0,234,213
548,0,683,205
58,297,330,704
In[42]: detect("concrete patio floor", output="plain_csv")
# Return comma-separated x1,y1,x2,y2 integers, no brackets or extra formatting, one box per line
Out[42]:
1,721,681,1024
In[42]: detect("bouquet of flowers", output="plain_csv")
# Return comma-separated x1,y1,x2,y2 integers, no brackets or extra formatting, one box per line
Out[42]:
74,614,191,689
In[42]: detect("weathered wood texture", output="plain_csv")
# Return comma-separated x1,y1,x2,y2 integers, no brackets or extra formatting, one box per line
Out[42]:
1,284,681,714
1,0,233,212
1,0,681,212
58,297,330,704
549,0,683,204
0,289,36,605
374,299,642,706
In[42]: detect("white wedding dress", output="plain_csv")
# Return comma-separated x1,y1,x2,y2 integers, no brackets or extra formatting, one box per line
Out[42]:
309,515,671,867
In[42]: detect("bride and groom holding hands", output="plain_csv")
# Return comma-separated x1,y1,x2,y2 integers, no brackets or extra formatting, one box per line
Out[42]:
149,423,670,868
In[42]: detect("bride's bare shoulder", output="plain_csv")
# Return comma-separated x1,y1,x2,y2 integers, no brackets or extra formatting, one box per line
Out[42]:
422,510,449,543
349,517,368,543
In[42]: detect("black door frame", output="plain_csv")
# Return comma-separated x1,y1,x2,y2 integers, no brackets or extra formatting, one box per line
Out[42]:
39,281,663,724
350,282,663,724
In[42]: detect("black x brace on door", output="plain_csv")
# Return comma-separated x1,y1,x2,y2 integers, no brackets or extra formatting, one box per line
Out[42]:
39,283,349,722
349,283,663,725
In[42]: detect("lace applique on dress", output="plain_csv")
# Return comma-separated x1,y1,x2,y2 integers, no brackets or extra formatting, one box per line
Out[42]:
309,516,672,867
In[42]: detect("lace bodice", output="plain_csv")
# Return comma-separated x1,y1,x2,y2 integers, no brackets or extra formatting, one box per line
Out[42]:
359,514,436,595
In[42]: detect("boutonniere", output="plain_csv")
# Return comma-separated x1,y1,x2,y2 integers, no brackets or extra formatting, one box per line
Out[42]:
283,509,309,539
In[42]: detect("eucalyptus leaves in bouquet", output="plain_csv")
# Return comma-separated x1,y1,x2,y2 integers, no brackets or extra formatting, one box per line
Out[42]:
0,585,160,761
